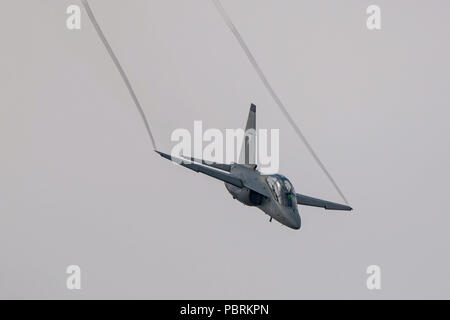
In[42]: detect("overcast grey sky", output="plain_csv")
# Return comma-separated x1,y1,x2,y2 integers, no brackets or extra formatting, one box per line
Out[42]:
1,0,450,299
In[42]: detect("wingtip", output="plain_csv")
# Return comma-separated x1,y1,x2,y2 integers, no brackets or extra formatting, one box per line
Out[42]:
342,204,353,211
154,150,172,161
345,205,354,212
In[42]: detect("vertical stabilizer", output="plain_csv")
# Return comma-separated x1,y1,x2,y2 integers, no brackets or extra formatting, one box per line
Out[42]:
239,104,256,165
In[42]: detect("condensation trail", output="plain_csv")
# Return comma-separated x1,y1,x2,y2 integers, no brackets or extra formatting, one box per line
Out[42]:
211,0,349,204
81,0,157,149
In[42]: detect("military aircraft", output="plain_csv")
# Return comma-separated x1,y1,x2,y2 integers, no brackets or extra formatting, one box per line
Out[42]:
156,104,352,230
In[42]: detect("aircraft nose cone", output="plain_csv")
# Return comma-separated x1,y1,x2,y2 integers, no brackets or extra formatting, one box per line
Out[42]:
288,211,301,230
291,217,301,230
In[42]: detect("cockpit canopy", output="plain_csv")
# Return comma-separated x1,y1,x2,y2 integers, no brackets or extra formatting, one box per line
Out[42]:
266,175,296,207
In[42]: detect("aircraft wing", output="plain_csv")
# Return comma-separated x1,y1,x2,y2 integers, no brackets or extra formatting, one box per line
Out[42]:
178,153,271,198
156,151,244,189
181,154,232,172
296,193,352,211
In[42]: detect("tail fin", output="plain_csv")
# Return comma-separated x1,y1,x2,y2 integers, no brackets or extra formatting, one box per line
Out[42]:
239,104,256,165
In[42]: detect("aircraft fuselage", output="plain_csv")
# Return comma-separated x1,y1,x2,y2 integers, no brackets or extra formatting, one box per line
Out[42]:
224,164,301,230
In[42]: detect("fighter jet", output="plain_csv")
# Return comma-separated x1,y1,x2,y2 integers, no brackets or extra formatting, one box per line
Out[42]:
155,104,352,230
